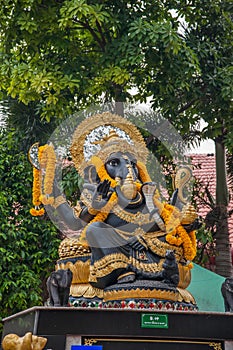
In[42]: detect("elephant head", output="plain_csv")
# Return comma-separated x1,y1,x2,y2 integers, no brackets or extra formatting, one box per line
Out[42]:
50,268,73,289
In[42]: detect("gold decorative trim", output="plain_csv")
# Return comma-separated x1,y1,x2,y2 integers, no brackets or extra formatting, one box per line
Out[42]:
89,252,166,283
176,287,196,304
103,287,179,302
70,112,149,175
70,283,104,298
209,343,222,350
84,338,98,346
53,195,66,209
112,204,155,225
117,272,135,281
58,238,91,258
89,253,129,282
144,234,183,261
73,202,83,218
56,259,91,283
83,337,222,349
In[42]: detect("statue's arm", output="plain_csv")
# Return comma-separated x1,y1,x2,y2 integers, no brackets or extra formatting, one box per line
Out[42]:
52,198,95,231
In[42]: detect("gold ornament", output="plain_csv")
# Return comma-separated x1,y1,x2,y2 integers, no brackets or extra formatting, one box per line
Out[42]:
181,203,198,225
70,112,149,176
120,172,138,200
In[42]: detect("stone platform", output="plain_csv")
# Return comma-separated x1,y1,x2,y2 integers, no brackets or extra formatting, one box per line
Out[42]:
2,306,233,350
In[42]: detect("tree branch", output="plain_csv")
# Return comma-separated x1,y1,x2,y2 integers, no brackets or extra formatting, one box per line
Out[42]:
95,19,107,47
73,18,106,52
177,98,198,114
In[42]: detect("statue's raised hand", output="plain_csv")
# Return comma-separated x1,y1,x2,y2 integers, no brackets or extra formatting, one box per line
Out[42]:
92,180,112,210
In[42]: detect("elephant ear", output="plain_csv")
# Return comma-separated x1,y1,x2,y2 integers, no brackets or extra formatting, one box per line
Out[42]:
225,278,233,293
83,165,100,185
50,272,61,287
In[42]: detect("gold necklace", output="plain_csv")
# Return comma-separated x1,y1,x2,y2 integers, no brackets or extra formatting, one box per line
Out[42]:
112,204,155,226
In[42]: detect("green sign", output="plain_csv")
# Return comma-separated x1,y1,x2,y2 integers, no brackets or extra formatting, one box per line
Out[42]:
141,313,168,329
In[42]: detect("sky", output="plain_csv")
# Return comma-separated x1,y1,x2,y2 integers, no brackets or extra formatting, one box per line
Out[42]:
187,138,215,154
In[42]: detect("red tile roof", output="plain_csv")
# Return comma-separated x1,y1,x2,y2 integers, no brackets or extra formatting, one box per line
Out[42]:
189,153,233,247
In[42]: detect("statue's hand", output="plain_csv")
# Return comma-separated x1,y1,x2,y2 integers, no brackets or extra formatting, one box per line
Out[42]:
128,236,148,251
92,180,112,210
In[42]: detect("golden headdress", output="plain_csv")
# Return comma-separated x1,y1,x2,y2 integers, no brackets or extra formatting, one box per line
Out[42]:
70,112,149,176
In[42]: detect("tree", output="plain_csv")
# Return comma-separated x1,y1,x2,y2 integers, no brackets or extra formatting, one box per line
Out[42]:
0,96,60,150
0,129,61,334
0,0,198,120
146,0,233,276
0,0,232,278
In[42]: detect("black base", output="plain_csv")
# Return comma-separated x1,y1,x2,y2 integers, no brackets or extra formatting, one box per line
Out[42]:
2,306,233,350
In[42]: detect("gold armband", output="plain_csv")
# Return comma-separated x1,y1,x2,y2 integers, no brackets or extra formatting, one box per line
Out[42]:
87,207,98,216
53,195,66,209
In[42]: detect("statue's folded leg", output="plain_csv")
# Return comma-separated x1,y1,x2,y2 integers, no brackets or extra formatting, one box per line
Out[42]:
86,222,132,289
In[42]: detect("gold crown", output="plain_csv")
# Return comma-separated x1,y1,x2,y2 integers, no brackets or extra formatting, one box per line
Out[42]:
70,112,149,175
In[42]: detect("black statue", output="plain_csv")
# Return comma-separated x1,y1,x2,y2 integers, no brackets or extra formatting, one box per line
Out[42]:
29,112,199,308
221,277,233,312
46,269,73,307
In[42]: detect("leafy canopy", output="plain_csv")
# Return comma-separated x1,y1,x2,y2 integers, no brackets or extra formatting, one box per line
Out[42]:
0,0,199,120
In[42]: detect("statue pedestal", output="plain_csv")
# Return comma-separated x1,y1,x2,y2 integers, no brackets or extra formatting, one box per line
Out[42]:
2,306,233,350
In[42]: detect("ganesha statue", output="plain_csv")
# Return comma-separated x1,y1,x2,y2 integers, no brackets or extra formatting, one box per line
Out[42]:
29,112,199,310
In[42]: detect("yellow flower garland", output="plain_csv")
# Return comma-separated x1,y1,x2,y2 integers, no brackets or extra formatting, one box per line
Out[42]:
30,144,56,216
29,165,45,216
159,203,197,266
39,144,56,205
137,160,152,183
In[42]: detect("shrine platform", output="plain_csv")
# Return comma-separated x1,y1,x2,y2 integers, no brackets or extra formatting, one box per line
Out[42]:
2,306,233,349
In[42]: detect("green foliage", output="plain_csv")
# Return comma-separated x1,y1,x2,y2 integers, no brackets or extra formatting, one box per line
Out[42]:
0,129,60,334
1,97,60,150
150,1,233,148
194,224,216,269
0,0,199,120
62,164,83,205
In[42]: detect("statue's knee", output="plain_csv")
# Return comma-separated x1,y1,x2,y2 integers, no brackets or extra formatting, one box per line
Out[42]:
86,222,105,245
86,222,115,248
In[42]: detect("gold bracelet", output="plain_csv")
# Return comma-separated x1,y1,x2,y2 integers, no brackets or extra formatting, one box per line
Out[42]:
53,195,66,209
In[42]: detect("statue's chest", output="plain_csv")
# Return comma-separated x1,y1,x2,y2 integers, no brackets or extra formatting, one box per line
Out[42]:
106,204,158,232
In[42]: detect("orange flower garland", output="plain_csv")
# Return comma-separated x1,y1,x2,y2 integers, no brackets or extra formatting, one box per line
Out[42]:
91,155,117,187
39,144,56,205
159,203,197,265
29,165,45,216
30,144,56,216
137,160,152,183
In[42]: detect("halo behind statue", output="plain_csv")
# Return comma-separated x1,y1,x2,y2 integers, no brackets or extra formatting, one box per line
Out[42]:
28,142,40,169
70,112,149,176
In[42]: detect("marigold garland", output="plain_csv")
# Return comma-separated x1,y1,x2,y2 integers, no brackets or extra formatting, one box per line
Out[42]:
159,203,197,264
40,144,56,197
91,155,117,187
137,160,152,183
30,144,56,216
